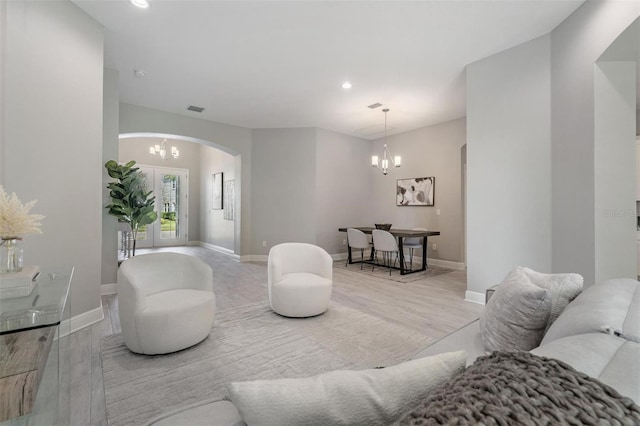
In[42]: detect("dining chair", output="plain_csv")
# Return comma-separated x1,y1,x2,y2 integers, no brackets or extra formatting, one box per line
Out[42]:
372,229,399,275
346,228,372,269
403,227,427,271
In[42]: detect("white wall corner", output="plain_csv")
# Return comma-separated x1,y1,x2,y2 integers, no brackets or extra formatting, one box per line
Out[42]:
198,241,240,260
101,283,118,295
464,290,486,305
59,303,104,338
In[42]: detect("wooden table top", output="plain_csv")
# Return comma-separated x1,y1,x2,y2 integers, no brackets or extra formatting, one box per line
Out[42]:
338,227,440,237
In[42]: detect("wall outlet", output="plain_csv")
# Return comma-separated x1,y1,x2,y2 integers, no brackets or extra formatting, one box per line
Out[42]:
262,241,267,247
343,239,347,245
432,243,437,250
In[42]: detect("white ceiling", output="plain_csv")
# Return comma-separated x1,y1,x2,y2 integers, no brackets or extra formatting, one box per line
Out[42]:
74,0,585,139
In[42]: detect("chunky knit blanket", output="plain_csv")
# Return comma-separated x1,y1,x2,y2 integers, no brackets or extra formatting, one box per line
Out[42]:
397,351,640,425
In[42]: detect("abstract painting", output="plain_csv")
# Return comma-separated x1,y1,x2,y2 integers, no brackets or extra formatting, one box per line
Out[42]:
396,177,435,206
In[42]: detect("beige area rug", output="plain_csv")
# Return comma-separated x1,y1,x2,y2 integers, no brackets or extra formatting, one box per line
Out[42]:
101,300,433,426
334,260,455,283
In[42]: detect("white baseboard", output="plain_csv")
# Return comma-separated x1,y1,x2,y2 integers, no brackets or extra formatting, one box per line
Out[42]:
101,283,118,295
198,241,240,260
332,252,349,261
427,258,466,270
241,254,268,262
59,304,104,338
465,290,485,305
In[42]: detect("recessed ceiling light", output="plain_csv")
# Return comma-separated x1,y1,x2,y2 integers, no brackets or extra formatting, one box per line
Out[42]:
130,0,149,9
341,81,352,89
134,69,146,78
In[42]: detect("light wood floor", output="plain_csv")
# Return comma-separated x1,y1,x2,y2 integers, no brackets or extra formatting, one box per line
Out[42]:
69,246,483,426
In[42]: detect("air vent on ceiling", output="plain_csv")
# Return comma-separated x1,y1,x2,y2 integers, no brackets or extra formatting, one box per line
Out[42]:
354,124,395,137
186,105,205,113
367,103,383,109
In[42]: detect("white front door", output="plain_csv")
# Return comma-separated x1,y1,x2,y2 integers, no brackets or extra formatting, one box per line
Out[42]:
135,165,189,248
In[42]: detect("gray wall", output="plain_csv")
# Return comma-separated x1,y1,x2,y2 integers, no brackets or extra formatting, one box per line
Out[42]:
102,68,119,285
119,103,252,256
551,1,639,286
2,1,104,316
250,128,317,255
594,61,636,282
370,118,468,264
315,129,372,255
118,137,202,243
466,35,552,294
593,19,639,283
200,145,236,250
466,1,640,297
0,1,5,181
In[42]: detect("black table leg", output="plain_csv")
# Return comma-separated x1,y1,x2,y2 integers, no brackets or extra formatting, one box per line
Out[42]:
421,236,428,270
398,236,406,275
347,245,353,264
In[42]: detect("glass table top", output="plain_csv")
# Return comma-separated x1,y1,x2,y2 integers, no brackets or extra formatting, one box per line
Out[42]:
0,267,73,335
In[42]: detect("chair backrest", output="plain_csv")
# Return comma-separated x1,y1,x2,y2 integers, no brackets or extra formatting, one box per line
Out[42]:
404,227,427,246
372,229,398,252
268,243,333,285
347,228,369,249
118,252,213,296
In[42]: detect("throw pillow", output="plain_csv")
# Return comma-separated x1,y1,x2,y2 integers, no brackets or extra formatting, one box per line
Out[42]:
227,350,467,426
480,267,552,352
520,267,583,330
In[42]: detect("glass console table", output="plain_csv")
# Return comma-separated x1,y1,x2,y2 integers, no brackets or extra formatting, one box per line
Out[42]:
0,267,72,425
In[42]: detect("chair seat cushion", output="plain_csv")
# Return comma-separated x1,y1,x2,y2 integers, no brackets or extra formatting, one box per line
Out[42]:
143,289,214,317
276,272,331,290
270,272,332,317
136,289,215,354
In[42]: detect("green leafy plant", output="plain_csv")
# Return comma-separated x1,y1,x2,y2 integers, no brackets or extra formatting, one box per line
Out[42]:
105,160,157,256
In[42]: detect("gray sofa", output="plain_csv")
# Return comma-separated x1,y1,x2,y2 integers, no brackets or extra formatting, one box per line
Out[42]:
148,277,640,425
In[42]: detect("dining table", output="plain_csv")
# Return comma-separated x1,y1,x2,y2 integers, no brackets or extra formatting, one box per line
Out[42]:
338,227,441,275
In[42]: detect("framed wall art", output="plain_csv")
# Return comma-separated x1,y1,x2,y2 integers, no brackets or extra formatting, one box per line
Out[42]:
396,177,435,206
223,180,235,221
212,172,223,210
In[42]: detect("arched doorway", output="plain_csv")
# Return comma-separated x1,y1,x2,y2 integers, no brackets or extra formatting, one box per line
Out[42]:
117,133,239,256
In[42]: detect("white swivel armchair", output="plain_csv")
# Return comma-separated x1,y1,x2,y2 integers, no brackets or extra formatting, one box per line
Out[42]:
118,252,216,355
268,243,333,318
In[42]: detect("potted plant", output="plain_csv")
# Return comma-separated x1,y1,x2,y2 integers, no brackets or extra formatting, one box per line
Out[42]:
105,160,157,256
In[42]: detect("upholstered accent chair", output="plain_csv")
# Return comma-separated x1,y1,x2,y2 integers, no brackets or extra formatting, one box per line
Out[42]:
372,229,400,275
118,252,216,355
346,228,372,269
268,243,333,318
402,227,427,270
